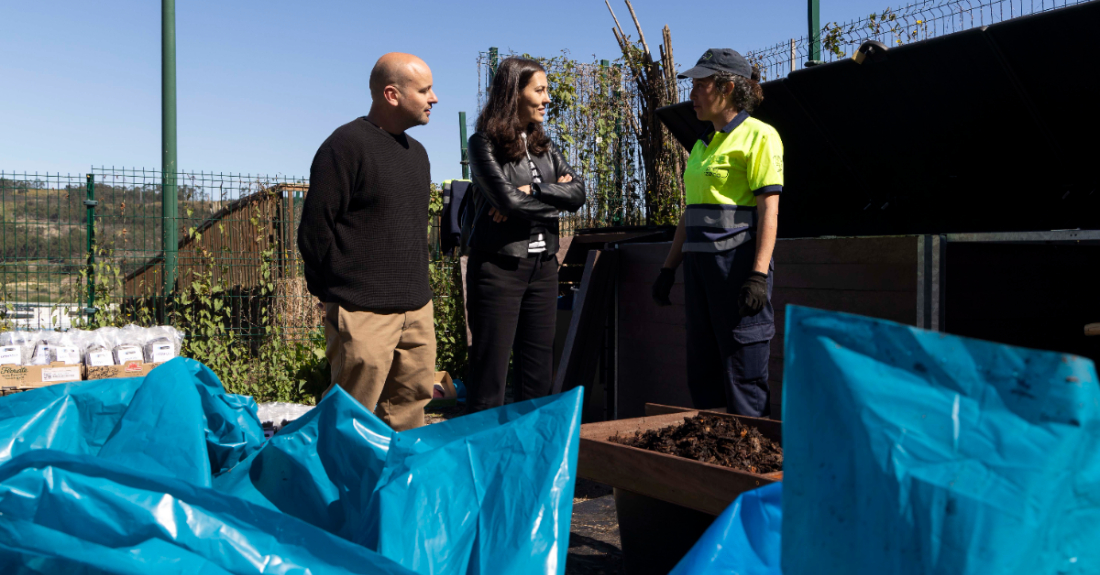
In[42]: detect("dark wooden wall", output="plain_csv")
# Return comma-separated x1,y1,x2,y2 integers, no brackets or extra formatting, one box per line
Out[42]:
615,236,919,419
944,242,1100,366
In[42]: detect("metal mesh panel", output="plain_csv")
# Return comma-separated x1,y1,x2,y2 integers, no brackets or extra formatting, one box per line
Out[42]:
0,172,88,329
1,168,464,350
742,0,1091,83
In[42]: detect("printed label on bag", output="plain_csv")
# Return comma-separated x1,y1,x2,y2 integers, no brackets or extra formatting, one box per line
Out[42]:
150,344,175,363
115,347,142,363
0,346,20,366
124,361,144,373
41,366,81,383
54,346,80,365
86,350,113,367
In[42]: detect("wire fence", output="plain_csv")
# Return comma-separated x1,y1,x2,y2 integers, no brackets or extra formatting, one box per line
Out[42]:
0,168,461,346
742,0,1091,83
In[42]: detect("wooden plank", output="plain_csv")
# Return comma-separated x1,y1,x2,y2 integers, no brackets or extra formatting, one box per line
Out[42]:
645,403,726,416
773,263,916,291
569,231,666,245
618,295,686,326
561,232,667,267
612,240,673,266
772,289,916,325
578,410,781,515
617,252,677,286
769,378,783,417
774,236,919,265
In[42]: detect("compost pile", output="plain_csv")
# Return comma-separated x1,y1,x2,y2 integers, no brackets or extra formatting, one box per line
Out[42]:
612,414,783,474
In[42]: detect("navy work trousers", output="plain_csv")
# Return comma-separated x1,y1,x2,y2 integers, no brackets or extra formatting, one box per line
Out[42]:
683,246,774,417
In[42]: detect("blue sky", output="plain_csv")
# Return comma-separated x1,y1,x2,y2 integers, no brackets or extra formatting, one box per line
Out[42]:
2,0,891,183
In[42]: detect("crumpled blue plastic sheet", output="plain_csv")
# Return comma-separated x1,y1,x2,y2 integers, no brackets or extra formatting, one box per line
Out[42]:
217,382,583,574
0,357,584,574
0,358,263,485
0,451,418,575
669,481,783,575
782,306,1100,575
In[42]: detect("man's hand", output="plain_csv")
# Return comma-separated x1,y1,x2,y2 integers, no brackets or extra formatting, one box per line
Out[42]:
517,185,532,194
557,174,573,183
652,267,675,306
489,207,507,223
738,272,768,317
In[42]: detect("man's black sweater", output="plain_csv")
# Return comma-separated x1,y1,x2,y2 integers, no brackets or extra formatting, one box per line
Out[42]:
298,117,432,311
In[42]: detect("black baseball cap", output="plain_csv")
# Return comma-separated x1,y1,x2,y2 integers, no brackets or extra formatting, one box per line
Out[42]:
678,48,752,80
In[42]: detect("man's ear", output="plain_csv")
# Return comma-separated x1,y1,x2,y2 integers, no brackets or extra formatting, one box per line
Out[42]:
383,85,401,107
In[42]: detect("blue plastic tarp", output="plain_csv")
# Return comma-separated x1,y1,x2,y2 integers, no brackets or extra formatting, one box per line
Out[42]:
670,481,783,575
782,306,1100,575
0,359,263,485
0,451,418,575
216,381,583,574
0,357,584,574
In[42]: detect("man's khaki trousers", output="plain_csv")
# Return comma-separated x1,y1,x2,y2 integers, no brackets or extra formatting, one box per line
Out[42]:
323,300,436,431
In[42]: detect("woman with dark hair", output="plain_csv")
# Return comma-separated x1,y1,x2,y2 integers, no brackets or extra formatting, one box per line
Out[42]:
652,48,782,418
462,57,586,413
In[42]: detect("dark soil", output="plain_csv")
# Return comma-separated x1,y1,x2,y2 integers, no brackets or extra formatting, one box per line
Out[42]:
611,413,783,474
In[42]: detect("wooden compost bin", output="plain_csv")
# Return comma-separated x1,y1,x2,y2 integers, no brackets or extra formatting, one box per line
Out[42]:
578,405,782,575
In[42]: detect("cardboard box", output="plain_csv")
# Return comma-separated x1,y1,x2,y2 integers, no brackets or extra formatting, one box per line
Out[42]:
83,361,162,381
428,370,458,408
0,362,83,389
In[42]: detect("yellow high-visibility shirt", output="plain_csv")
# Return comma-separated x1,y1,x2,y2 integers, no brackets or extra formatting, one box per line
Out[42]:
682,111,783,252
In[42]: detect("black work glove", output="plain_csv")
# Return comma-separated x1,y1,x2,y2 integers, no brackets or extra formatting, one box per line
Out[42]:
652,267,676,306
738,271,769,317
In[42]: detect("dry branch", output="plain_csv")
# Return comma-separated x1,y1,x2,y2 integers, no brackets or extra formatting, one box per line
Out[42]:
625,0,653,63
605,0,685,225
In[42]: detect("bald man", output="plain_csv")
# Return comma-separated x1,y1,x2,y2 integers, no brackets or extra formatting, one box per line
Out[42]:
298,53,440,431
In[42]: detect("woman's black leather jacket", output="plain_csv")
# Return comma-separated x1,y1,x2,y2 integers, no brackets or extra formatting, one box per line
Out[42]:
461,131,586,257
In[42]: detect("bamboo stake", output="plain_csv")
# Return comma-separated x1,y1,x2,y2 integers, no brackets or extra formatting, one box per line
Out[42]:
605,0,628,42
663,26,677,94
624,0,652,63
611,27,647,93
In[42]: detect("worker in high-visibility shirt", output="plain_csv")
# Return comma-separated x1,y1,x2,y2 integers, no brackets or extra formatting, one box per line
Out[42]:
652,48,783,418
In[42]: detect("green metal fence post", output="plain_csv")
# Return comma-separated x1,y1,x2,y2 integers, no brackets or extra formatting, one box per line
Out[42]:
807,0,824,66
162,0,179,299
459,111,469,179
488,47,499,86
84,174,97,316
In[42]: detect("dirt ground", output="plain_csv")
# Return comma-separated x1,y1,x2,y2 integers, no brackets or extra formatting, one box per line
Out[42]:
567,480,622,575
612,413,783,474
